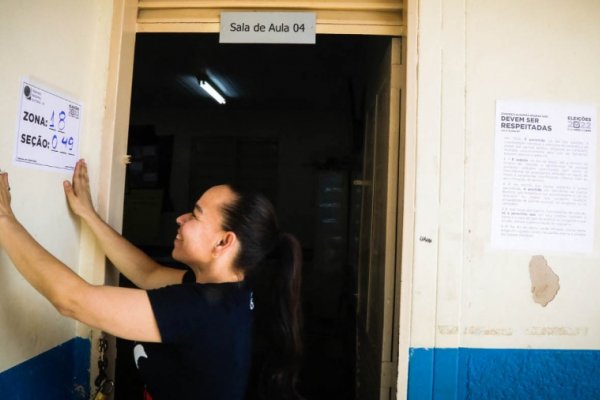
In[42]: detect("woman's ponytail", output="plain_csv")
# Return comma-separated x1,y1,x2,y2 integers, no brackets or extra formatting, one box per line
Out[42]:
262,233,303,399
220,187,303,399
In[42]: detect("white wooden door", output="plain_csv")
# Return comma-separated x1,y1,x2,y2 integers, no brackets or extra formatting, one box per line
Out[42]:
356,37,402,400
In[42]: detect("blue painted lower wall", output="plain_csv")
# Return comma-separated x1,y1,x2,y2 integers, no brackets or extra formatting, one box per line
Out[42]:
409,347,600,400
0,337,90,400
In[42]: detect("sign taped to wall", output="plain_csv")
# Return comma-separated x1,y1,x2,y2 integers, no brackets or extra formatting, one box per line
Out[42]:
14,78,82,172
491,100,597,253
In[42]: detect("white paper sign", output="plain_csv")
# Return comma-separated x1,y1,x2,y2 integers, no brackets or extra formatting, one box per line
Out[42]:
220,12,316,44
15,79,82,172
491,100,597,253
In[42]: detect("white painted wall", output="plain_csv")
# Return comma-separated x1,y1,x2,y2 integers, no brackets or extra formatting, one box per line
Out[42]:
410,0,600,353
0,0,113,371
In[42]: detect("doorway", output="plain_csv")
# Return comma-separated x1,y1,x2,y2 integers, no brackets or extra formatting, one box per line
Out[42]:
114,33,392,399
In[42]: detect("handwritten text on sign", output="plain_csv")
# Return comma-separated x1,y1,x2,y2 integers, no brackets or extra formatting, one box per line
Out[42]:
15,79,81,172
220,12,316,44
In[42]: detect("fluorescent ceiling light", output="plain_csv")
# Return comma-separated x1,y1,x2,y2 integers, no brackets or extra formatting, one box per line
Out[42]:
199,80,226,104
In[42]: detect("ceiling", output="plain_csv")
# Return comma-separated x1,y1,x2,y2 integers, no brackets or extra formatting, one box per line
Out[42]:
130,33,390,113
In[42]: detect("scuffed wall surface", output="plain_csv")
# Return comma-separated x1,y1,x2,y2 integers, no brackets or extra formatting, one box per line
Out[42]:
407,0,600,397
411,0,600,349
461,0,600,350
0,0,113,377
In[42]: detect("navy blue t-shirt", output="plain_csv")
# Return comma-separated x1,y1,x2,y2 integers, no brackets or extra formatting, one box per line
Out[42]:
135,271,254,400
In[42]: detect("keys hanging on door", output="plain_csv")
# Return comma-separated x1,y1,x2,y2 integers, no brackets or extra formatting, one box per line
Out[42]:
93,335,114,400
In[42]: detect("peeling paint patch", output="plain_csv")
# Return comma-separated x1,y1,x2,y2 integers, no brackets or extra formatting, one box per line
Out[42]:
529,255,560,306
526,327,588,336
73,384,87,397
464,326,513,336
437,325,459,335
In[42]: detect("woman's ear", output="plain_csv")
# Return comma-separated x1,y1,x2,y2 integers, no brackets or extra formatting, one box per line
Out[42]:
213,231,237,257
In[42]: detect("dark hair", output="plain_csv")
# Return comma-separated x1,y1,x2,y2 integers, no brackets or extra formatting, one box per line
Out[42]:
220,186,303,400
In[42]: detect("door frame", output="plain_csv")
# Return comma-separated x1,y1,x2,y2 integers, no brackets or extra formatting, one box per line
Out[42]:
101,0,417,397
135,1,404,35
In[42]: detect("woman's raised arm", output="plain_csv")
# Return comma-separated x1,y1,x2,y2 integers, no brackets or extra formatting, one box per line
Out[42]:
0,170,161,343
63,159,185,289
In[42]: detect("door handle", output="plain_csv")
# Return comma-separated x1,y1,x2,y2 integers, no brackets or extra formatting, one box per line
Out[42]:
353,179,371,186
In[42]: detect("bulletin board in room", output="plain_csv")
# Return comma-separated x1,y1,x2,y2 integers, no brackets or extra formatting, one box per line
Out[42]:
187,136,279,208
136,0,405,36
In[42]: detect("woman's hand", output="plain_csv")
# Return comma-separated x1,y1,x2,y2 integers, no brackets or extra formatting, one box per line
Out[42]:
63,159,97,220
0,171,14,220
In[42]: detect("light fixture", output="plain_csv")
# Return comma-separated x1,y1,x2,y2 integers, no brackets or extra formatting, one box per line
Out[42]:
198,79,226,104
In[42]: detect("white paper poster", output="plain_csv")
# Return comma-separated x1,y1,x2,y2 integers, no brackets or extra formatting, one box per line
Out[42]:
491,100,597,253
14,79,82,172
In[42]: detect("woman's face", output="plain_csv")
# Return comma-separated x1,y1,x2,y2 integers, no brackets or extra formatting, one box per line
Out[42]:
172,185,236,267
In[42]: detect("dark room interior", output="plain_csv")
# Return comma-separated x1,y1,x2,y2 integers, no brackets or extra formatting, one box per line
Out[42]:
115,33,389,400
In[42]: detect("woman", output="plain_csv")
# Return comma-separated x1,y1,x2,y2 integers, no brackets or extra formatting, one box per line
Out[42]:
0,160,303,400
